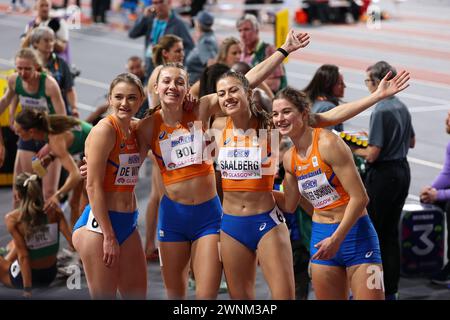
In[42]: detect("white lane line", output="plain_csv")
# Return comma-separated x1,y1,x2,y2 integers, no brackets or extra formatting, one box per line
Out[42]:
288,71,450,105
407,194,421,202
70,33,143,50
0,19,142,49
408,156,444,170
289,59,450,91
353,104,450,118
77,102,97,112
76,77,109,89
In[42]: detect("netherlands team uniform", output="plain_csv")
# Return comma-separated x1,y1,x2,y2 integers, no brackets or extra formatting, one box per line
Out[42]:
291,128,382,267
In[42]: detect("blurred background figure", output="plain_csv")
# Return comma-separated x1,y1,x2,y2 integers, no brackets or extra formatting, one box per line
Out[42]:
303,64,346,132
420,110,450,286
186,10,218,85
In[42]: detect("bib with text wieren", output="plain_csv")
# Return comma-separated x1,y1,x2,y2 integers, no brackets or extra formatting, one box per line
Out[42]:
159,127,203,171
25,223,58,250
19,95,49,110
114,153,140,185
218,146,262,180
297,168,341,209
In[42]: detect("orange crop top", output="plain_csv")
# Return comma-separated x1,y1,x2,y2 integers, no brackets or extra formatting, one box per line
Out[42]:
103,115,141,192
218,117,274,192
151,110,213,186
291,128,350,210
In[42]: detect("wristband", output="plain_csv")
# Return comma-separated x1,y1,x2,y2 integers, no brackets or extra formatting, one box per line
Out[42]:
277,47,289,58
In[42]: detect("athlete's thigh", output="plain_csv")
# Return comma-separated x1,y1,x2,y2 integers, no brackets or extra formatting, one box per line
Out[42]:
220,231,257,299
159,241,191,298
72,227,120,298
15,150,34,174
347,263,384,300
191,234,222,298
310,263,349,300
257,224,295,299
118,230,147,299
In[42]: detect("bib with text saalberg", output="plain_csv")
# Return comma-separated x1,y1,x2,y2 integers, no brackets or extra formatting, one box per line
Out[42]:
218,146,262,180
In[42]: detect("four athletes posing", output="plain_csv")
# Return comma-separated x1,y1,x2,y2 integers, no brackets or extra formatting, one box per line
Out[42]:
3,28,411,300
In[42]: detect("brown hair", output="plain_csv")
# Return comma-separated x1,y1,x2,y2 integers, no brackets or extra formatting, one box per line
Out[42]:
152,34,183,67
274,86,316,126
15,173,47,240
217,71,272,131
15,108,81,135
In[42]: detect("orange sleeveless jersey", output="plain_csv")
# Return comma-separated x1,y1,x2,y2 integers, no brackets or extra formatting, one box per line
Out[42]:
103,115,141,192
151,110,213,186
291,128,350,210
219,117,274,192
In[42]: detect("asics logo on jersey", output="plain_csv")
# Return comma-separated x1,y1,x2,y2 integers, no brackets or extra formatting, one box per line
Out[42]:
365,251,373,258
259,223,267,231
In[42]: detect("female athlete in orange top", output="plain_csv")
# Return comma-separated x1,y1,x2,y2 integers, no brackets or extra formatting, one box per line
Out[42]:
273,70,410,300
72,73,147,299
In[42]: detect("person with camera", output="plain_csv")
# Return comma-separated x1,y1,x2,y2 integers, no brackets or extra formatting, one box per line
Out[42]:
21,0,70,64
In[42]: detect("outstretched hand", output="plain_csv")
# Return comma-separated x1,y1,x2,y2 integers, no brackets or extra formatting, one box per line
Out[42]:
281,29,310,54
376,70,410,99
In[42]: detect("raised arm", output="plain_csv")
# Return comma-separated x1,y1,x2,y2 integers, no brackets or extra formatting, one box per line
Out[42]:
313,70,410,127
245,29,310,88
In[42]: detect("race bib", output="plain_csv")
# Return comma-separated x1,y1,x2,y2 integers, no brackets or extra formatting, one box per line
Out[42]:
269,206,285,225
297,169,341,209
86,209,103,235
114,153,140,185
10,260,21,278
218,146,262,180
159,128,202,171
19,95,48,110
25,223,58,250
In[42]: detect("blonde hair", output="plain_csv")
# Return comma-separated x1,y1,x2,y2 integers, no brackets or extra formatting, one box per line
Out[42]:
217,37,241,65
15,173,47,240
15,48,44,72
109,72,145,99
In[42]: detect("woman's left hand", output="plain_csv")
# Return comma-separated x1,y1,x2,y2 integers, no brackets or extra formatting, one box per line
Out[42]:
311,236,341,261
282,29,310,54
182,93,198,112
